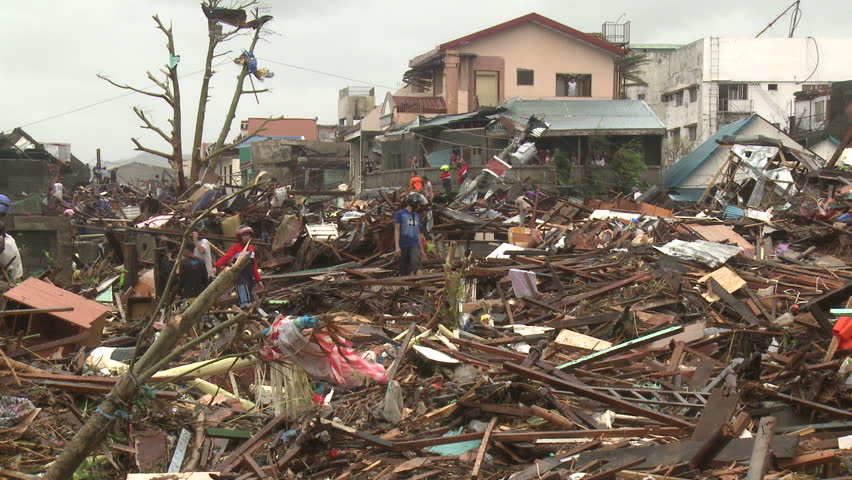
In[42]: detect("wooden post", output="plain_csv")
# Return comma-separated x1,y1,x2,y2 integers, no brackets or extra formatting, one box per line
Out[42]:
122,243,139,289
746,416,777,480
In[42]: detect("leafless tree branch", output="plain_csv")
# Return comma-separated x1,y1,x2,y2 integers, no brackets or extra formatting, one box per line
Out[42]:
97,74,168,102
205,116,280,160
132,108,173,144
131,138,172,161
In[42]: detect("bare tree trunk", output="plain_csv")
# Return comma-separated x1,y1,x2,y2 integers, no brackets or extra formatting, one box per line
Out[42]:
207,27,262,173
160,19,186,194
190,19,219,185
44,254,251,480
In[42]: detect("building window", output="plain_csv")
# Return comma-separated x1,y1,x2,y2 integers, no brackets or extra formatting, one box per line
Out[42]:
668,128,680,140
689,87,698,103
686,124,697,141
638,93,645,101
556,74,592,97
803,84,829,91
517,68,534,86
768,83,778,91
661,93,668,103
719,83,748,111
339,118,346,126
240,121,249,130
675,91,684,107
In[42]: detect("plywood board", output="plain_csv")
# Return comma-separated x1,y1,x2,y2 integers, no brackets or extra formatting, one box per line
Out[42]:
554,329,612,351
698,266,746,302
686,224,755,257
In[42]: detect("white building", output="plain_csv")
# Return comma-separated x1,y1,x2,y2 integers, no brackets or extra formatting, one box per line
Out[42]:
627,37,852,166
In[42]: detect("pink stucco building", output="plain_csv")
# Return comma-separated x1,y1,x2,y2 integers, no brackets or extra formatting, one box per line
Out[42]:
401,13,626,115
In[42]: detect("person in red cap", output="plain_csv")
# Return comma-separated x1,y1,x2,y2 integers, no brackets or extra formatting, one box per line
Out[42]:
215,225,263,307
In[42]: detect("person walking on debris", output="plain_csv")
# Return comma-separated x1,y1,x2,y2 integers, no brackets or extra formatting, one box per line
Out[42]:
177,241,209,303
457,157,469,185
515,193,533,225
215,225,263,308
191,227,214,279
439,164,452,195
422,175,434,202
394,192,427,276
407,171,424,194
0,221,24,285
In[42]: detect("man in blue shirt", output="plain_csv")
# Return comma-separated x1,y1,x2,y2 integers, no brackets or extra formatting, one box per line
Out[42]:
393,192,427,276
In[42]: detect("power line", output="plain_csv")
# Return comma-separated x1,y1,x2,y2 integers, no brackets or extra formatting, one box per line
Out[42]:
4,57,401,133
2,59,232,132
258,57,398,91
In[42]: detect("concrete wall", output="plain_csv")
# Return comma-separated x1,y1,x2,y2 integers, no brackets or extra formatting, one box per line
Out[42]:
250,139,350,189
0,158,50,209
3,215,73,286
454,22,617,105
629,37,852,159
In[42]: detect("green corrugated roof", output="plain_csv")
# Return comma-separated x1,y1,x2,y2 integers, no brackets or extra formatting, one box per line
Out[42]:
501,98,666,133
664,114,757,188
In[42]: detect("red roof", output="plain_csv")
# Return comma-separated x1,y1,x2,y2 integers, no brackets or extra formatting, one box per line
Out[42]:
3,278,111,329
245,118,318,141
392,96,447,114
438,13,625,56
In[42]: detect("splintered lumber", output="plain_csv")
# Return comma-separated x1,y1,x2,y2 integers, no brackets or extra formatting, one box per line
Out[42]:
219,414,287,474
708,278,761,325
758,387,852,418
556,273,650,307
470,416,497,479
556,325,684,370
503,363,693,428
746,416,776,480
688,422,737,469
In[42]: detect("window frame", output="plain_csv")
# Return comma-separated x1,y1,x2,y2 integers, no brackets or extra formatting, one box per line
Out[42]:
516,68,534,86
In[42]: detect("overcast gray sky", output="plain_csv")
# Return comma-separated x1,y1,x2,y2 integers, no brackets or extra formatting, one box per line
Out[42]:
2,0,849,165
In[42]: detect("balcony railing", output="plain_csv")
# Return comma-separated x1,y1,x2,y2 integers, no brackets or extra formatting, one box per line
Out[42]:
791,113,827,134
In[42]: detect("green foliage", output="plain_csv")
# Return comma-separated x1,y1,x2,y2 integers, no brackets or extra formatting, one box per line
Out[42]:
612,141,648,190
554,149,570,186
616,53,651,99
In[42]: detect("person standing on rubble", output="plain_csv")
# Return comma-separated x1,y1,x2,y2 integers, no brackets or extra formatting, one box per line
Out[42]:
0,221,24,285
191,227,214,280
422,175,434,203
457,158,469,186
407,171,424,194
215,225,263,308
439,165,452,195
394,193,427,276
177,241,209,303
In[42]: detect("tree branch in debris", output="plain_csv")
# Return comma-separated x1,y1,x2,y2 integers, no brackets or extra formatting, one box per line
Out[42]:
129,173,271,370
44,252,252,480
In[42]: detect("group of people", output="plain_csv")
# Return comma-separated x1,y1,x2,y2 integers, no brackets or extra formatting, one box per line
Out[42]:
393,154,473,277
169,225,264,308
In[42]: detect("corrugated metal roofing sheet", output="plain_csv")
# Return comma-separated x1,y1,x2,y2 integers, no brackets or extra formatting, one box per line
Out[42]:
3,277,112,329
501,99,666,133
392,96,447,114
664,115,756,188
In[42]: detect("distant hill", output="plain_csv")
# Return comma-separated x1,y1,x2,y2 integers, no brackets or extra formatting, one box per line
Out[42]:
108,151,191,169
